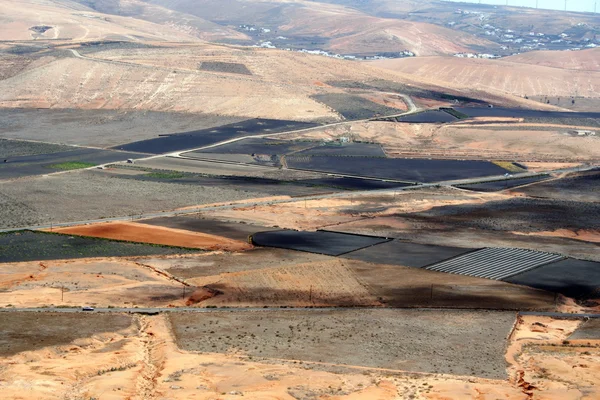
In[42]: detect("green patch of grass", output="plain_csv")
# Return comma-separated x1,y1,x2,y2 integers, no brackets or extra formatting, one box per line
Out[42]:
47,161,97,171
145,171,188,179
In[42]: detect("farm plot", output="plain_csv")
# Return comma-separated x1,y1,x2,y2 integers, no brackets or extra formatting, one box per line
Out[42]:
295,142,386,157
113,119,319,154
513,170,600,202
454,107,600,119
403,198,600,233
0,313,134,357
251,230,390,256
341,240,476,268
505,258,600,300
346,259,555,310
0,258,193,308
199,61,252,75
48,221,251,251
396,110,458,123
138,216,277,241
311,94,403,120
169,309,515,378
110,170,346,196
187,259,380,307
0,231,197,263
0,170,265,229
455,175,551,192
285,156,510,182
189,138,317,156
138,248,333,280
0,147,147,179
0,138,73,158
569,319,600,340
0,108,243,148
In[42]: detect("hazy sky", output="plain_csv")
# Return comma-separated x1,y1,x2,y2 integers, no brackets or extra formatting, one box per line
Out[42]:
444,0,599,12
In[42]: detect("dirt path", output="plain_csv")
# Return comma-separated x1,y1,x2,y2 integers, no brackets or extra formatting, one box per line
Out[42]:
135,315,166,400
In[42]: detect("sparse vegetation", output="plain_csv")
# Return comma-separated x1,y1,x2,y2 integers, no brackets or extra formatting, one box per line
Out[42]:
47,161,97,171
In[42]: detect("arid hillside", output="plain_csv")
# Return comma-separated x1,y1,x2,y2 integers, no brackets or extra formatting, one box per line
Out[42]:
0,0,219,42
0,42,558,120
143,0,499,55
506,48,600,71
372,56,600,98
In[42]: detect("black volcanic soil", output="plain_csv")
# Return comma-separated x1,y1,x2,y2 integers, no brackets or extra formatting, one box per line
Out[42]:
401,198,600,233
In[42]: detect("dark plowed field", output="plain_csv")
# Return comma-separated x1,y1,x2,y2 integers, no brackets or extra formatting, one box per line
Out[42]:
342,240,476,268
404,198,600,233
251,230,391,256
569,319,600,340
514,170,600,202
455,175,551,192
296,142,385,157
505,258,600,299
190,138,316,155
0,138,73,158
285,156,509,183
397,110,457,123
110,172,345,196
199,61,252,75
311,94,402,120
0,231,196,263
113,119,319,154
0,148,147,179
454,107,600,119
138,216,277,241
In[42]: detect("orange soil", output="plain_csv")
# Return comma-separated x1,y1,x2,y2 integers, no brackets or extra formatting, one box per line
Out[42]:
47,221,251,251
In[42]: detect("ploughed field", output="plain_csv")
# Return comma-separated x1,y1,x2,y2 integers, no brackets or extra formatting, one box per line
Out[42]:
113,119,319,154
0,231,198,263
0,144,147,179
189,137,514,183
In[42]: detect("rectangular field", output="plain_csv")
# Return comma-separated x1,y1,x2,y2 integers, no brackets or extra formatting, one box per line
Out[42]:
505,258,600,300
341,240,475,268
113,119,319,154
455,175,551,192
397,110,457,123
250,230,391,256
169,309,515,378
0,312,134,357
138,216,277,241
285,156,510,183
0,147,147,179
0,231,197,263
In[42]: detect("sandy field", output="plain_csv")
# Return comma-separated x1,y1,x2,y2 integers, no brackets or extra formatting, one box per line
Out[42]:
279,120,600,162
47,221,251,252
204,187,508,231
1,311,598,399
0,258,196,308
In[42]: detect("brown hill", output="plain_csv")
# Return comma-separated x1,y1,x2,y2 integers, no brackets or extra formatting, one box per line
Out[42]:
0,42,556,120
147,0,499,56
372,56,600,98
0,0,245,42
505,48,600,71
